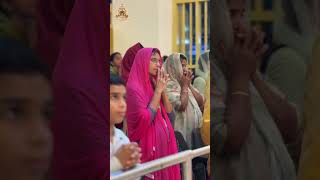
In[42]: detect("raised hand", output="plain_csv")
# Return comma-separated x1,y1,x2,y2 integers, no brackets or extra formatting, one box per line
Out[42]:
155,67,169,94
115,142,142,170
181,68,192,89
223,30,266,78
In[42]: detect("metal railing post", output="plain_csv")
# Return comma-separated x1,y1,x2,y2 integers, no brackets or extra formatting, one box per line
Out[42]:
183,157,193,180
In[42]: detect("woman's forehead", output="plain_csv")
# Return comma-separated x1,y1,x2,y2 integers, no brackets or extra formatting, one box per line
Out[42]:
151,52,161,58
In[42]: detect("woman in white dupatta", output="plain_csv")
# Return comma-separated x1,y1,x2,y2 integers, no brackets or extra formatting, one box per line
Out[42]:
211,0,298,180
163,53,204,149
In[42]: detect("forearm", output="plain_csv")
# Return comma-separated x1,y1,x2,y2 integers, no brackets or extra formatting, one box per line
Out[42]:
224,73,252,154
161,92,173,113
149,90,162,111
190,85,204,107
178,86,189,111
252,73,298,143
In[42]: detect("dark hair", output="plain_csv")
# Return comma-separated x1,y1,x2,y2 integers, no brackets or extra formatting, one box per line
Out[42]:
110,75,125,86
0,37,50,79
180,54,187,61
162,55,168,62
110,52,121,62
152,48,160,55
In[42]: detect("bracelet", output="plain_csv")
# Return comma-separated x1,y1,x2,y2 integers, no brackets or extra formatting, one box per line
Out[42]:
231,91,249,96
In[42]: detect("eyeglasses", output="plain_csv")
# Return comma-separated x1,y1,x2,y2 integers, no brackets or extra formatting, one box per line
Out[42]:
151,58,160,64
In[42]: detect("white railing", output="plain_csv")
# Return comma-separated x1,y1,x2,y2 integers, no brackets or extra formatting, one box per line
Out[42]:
110,145,210,180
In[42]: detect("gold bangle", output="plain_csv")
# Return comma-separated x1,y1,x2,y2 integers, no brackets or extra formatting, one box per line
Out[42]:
231,91,249,96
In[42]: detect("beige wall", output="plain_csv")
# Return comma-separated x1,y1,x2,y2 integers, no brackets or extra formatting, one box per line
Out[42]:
112,0,173,56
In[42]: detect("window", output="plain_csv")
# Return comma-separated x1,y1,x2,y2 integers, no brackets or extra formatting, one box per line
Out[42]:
173,0,210,69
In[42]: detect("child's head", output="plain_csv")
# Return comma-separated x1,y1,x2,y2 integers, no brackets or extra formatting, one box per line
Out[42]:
110,52,122,68
110,75,126,126
0,38,52,180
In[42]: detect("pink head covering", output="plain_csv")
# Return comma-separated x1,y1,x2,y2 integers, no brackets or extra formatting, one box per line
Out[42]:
120,42,143,82
126,48,180,179
50,0,109,179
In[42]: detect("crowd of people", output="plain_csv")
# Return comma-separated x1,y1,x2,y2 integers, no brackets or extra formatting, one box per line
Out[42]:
1,0,320,180
109,43,210,179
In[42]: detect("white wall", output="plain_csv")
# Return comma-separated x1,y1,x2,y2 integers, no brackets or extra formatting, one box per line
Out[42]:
112,0,173,56
156,0,173,56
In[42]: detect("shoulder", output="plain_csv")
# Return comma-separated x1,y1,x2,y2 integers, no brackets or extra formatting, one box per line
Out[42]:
115,128,130,144
267,47,307,76
268,47,305,66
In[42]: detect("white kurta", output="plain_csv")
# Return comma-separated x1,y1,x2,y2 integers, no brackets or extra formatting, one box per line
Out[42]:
110,127,130,172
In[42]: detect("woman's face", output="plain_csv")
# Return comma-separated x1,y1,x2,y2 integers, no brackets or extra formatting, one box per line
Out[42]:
181,58,188,69
227,0,247,36
149,52,161,76
112,54,122,68
0,74,52,180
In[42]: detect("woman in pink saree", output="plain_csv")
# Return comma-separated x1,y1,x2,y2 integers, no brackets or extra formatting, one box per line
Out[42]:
126,48,181,180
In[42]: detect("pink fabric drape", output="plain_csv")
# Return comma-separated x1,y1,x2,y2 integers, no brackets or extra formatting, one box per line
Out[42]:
50,0,108,179
126,48,181,179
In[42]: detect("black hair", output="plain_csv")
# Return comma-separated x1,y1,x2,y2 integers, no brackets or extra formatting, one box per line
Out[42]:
110,52,121,62
110,75,125,86
180,54,187,61
162,55,168,62
0,37,50,79
152,48,160,54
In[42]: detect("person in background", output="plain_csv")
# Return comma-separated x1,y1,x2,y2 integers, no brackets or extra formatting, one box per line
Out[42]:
121,42,143,83
264,0,313,110
118,43,143,130
162,55,168,63
200,75,210,148
298,1,320,179
110,75,141,173
0,0,37,46
179,54,188,68
211,0,299,179
126,48,180,179
263,0,315,169
164,53,204,149
298,30,320,180
195,51,210,81
110,52,122,76
0,37,52,180
200,74,210,178
193,51,210,95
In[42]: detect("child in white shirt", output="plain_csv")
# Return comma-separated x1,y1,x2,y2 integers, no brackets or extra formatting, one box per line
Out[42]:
110,75,141,172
